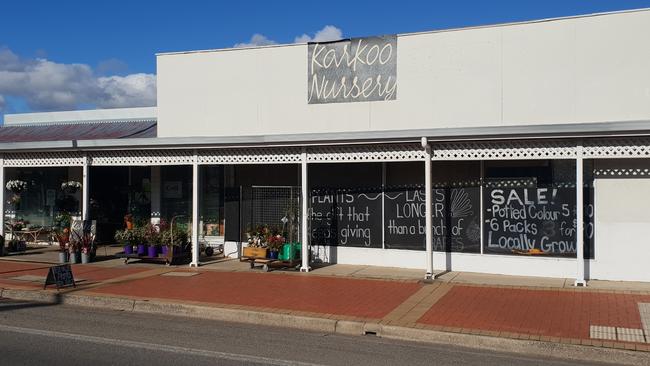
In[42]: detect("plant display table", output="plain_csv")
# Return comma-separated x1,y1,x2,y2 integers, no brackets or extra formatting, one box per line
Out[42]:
115,246,189,266
240,246,302,272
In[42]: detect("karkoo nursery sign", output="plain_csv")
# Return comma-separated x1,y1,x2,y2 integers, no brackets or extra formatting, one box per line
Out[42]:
307,35,397,104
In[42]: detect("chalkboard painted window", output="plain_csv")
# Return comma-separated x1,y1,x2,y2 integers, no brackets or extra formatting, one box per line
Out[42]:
310,163,383,248
384,162,425,250
483,160,594,258
384,162,481,253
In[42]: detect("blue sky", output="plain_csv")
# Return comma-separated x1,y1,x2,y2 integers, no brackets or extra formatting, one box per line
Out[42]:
1,0,650,118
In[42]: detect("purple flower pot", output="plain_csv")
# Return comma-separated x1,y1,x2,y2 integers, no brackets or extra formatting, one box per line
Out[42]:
124,245,133,255
269,250,278,259
147,245,157,258
161,246,169,256
137,244,146,256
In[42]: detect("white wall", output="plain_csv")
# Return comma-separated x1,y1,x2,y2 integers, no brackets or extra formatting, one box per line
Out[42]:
589,160,650,282
225,242,578,278
157,10,650,138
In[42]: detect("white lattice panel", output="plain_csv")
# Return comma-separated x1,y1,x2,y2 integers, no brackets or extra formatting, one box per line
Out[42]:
431,141,576,160
4,152,84,167
90,150,194,166
198,148,302,164
307,144,425,163
584,138,650,159
594,168,650,177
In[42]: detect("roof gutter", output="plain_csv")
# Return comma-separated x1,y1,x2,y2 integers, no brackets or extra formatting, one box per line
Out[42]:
1,120,650,153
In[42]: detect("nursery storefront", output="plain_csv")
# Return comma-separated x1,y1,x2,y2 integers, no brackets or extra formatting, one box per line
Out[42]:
2,9,650,282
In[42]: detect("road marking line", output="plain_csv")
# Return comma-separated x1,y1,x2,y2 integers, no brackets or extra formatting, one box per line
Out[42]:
0,323,325,366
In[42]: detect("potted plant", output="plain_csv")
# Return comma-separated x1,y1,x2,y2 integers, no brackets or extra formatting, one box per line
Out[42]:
161,225,188,256
115,229,136,254
132,226,147,256
243,225,268,258
53,228,70,263
266,234,285,260
143,223,161,257
78,232,94,264
68,238,80,264
53,211,72,231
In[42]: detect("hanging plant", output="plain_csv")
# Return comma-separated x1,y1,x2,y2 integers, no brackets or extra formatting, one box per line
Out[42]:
61,180,82,194
6,180,27,194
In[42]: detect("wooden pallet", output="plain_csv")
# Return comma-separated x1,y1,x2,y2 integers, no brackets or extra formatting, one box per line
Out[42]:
241,256,301,272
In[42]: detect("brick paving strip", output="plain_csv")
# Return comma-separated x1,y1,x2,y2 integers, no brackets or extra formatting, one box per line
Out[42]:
416,285,650,352
2,261,650,364
380,282,453,326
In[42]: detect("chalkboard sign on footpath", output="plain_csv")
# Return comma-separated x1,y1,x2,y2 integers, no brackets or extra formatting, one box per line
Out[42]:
43,264,75,290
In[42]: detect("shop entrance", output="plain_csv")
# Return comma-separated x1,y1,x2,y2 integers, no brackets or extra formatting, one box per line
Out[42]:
89,166,151,243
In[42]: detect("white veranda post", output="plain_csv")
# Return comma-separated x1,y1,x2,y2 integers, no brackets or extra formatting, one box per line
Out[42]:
0,156,4,239
190,154,200,267
82,154,90,221
300,150,310,272
423,138,433,280
575,144,586,286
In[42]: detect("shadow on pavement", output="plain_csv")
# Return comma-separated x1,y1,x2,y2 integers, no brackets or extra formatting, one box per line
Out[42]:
0,294,62,312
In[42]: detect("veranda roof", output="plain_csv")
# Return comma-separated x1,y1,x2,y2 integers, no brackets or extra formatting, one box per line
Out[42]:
0,120,156,143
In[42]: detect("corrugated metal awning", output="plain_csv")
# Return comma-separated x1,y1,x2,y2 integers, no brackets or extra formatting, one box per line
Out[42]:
0,121,156,142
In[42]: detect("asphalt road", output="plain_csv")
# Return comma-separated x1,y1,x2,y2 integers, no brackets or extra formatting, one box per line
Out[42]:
0,299,613,366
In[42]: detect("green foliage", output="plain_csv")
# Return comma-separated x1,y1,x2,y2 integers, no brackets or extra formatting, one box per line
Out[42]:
114,229,137,244
161,228,188,247
53,212,72,230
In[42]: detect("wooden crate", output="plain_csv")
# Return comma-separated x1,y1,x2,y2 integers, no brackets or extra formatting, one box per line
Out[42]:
242,246,267,259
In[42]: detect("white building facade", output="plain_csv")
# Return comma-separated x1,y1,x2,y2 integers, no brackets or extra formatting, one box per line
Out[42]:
2,9,650,282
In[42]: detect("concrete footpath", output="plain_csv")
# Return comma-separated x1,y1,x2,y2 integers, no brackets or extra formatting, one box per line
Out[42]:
2,252,650,365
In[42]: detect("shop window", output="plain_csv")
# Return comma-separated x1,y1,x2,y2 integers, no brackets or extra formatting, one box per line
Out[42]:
5,167,80,227
384,161,481,253
483,160,594,258
308,162,481,252
200,166,225,237
234,165,302,243
310,163,383,248
160,166,192,224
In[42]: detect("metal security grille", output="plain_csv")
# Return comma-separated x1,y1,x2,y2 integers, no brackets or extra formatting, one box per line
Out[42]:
243,186,301,242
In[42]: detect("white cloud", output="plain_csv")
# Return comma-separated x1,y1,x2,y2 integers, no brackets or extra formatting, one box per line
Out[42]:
294,25,343,43
233,34,277,48
0,47,156,112
97,73,157,108
234,25,344,48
